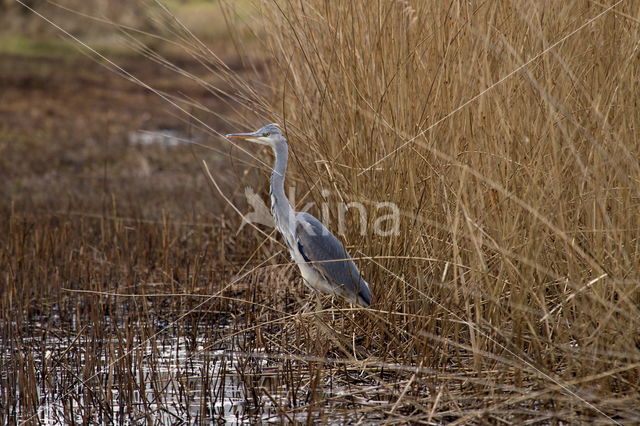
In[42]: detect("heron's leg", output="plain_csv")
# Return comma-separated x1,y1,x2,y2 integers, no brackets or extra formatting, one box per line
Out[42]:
299,279,317,313
352,318,358,360
330,296,336,322
314,291,323,313
299,298,312,313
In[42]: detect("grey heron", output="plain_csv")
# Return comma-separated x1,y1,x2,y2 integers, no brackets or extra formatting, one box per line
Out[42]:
226,124,373,307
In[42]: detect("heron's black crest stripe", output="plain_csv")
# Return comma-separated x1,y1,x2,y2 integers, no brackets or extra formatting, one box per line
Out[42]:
297,241,311,263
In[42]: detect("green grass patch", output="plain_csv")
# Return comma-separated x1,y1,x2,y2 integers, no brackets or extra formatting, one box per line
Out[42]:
0,35,81,57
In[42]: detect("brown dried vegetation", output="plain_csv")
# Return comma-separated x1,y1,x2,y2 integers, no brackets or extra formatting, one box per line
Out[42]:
2,0,640,423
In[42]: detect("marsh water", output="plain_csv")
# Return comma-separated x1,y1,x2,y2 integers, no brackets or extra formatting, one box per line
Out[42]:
29,335,255,423
3,309,383,424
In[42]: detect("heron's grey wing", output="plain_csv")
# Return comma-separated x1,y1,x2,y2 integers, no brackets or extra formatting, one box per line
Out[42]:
295,212,372,306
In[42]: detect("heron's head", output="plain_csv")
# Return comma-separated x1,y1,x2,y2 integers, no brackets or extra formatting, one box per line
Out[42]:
225,123,286,149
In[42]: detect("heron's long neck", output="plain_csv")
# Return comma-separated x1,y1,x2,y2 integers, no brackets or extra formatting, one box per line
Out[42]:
270,143,294,232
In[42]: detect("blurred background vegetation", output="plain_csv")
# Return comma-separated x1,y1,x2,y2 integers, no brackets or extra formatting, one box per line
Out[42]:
0,0,262,220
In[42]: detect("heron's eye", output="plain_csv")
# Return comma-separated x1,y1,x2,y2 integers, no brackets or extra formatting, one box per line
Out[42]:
262,132,270,137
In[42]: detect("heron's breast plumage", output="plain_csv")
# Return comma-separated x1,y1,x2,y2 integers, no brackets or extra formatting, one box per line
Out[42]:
269,194,337,296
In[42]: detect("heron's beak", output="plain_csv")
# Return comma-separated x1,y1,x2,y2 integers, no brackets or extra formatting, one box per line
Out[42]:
225,131,259,140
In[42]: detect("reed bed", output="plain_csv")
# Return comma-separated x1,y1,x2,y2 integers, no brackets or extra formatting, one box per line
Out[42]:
2,0,640,423
258,0,640,422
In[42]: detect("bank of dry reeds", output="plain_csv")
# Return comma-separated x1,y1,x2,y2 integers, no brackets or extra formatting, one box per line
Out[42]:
257,0,640,421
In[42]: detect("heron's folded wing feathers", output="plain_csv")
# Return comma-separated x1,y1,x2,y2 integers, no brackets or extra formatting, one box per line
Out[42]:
295,213,371,303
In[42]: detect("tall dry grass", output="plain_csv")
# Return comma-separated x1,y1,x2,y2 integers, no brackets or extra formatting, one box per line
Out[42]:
258,0,640,418
4,0,640,422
